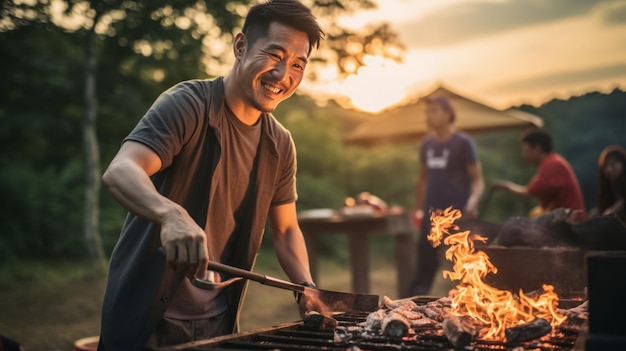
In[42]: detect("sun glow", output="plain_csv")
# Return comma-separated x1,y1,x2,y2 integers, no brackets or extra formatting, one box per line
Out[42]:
302,54,426,113
301,0,626,113
342,55,409,113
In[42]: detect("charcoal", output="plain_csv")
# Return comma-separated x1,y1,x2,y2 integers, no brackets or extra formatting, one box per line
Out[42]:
415,305,445,321
363,309,386,330
443,315,477,348
557,300,588,317
409,317,440,330
381,312,410,338
380,295,418,310
558,300,589,331
364,297,447,335
380,296,423,320
303,310,338,332
392,307,424,321
505,318,551,345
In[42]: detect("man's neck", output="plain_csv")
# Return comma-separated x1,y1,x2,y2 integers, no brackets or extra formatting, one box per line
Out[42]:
223,74,262,126
433,125,455,142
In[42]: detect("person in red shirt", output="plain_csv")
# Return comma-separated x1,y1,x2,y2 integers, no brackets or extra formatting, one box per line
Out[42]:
492,128,587,219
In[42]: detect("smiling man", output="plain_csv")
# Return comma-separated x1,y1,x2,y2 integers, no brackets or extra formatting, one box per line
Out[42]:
97,1,324,350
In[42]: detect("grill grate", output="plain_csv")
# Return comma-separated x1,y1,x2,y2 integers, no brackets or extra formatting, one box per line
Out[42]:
173,312,581,351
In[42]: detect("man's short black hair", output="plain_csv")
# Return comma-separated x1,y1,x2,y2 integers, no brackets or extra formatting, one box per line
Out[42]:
520,128,553,153
242,0,324,56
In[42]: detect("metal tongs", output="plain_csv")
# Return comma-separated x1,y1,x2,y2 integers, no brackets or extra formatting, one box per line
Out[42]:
193,261,379,313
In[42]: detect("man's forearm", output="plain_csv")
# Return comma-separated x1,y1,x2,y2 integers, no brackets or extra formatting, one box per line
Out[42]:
102,158,180,223
493,180,531,198
273,228,314,284
506,182,530,198
103,155,209,278
465,178,484,216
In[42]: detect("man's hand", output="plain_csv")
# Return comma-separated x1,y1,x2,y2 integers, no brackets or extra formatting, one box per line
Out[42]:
412,209,424,229
160,208,208,280
463,200,479,219
297,288,329,320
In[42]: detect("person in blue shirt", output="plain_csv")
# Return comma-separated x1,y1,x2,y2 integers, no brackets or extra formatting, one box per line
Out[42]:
406,95,484,297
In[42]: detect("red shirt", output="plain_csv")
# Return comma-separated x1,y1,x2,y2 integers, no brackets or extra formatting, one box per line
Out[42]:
527,153,586,216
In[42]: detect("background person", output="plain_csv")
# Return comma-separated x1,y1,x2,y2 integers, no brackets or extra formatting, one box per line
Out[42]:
589,145,626,222
491,128,586,219
405,95,484,297
97,1,324,349
0,334,24,351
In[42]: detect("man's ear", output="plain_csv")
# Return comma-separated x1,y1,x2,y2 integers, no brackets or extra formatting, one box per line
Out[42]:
233,33,246,59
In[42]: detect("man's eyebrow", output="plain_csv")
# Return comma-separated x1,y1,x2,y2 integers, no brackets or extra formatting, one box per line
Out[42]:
266,44,308,64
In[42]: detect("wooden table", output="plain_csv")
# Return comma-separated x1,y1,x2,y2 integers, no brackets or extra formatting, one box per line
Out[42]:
298,212,415,297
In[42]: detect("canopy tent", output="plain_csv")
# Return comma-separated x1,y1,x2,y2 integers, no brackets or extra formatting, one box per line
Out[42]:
343,85,544,146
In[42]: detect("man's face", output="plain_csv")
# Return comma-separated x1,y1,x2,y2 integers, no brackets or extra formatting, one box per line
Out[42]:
521,142,541,166
425,103,451,130
235,22,310,113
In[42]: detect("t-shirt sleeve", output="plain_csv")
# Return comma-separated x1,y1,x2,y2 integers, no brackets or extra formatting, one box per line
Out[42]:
123,82,204,169
271,133,298,206
463,136,479,164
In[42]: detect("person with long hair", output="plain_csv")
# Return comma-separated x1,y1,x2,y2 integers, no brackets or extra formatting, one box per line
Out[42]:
590,145,626,222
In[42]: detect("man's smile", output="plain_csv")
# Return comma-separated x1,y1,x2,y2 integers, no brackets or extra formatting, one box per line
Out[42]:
262,81,283,94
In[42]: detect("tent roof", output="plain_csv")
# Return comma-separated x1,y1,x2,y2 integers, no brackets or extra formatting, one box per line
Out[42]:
343,85,544,146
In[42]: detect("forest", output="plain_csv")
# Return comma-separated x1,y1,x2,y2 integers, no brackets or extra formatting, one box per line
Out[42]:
1,0,625,268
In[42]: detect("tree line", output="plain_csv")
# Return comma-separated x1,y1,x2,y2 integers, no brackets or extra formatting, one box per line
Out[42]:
1,0,624,265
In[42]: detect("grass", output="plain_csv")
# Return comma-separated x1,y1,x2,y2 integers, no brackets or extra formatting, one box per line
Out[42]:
0,237,418,351
0,261,106,351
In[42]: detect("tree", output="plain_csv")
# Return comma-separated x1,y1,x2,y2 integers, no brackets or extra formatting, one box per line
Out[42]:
0,0,244,263
0,0,405,262
83,1,106,269
0,0,399,265
64,0,246,267
311,0,404,77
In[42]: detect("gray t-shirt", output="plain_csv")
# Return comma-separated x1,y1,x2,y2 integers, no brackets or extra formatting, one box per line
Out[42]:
165,105,262,319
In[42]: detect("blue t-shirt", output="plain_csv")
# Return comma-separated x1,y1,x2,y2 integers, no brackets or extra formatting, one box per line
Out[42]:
420,131,478,211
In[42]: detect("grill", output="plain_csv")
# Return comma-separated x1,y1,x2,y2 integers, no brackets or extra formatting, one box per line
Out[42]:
159,297,585,351
157,214,626,351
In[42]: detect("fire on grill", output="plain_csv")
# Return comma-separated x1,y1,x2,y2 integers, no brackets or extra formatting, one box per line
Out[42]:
359,294,587,349
353,207,588,348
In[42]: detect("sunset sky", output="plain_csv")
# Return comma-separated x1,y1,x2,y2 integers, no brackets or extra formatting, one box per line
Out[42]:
300,0,626,113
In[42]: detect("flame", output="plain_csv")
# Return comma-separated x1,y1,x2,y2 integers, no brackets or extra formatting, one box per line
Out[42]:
429,207,567,340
